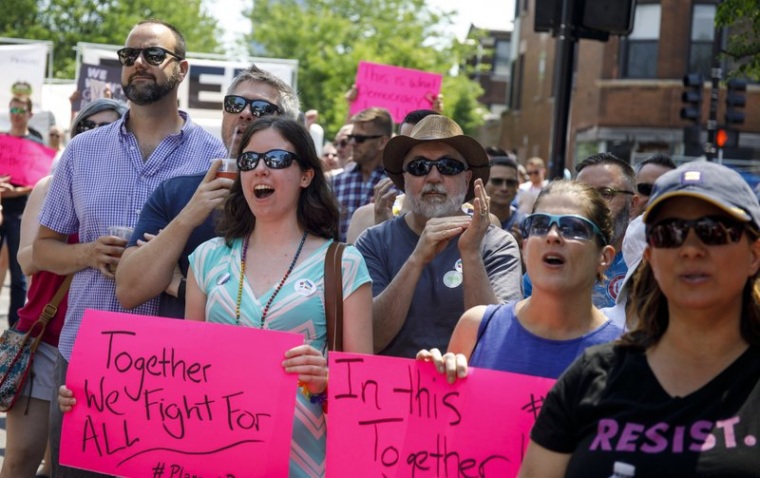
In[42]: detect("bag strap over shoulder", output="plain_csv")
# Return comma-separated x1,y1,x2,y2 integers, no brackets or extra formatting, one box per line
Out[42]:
324,241,346,352
27,274,73,353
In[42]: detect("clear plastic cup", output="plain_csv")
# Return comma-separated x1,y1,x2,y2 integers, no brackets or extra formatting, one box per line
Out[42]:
107,226,134,241
214,158,238,180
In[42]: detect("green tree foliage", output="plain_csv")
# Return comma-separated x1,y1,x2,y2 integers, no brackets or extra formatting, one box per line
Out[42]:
0,0,222,79
246,0,485,136
716,0,760,80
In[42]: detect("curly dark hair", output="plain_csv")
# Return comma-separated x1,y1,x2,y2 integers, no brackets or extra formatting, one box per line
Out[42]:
216,117,340,244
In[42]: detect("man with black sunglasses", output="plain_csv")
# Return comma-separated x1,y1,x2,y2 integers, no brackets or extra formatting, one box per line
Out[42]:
331,107,393,241
485,156,525,234
116,64,299,319
632,153,676,217
355,115,523,358
33,19,226,476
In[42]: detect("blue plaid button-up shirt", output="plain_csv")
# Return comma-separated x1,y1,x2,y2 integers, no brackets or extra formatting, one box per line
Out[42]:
39,111,226,360
332,163,387,241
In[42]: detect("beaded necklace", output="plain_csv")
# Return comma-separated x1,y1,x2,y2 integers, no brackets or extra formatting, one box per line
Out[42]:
235,231,309,327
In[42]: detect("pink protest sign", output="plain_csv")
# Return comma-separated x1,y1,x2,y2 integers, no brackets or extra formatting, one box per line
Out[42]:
327,353,556,477
350,61,443,123
61,310,302,477
0,134,56,187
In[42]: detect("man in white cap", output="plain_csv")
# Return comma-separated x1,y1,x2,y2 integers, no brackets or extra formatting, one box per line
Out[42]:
355,115,523,358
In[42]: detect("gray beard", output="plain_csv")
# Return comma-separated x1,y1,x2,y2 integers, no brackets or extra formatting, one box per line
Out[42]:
123,67,181,106
408,185,467,219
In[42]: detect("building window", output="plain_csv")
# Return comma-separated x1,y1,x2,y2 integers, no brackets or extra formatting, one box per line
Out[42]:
689,4,716,78
622,3,661,78
493,40,510,77
510,54,524,111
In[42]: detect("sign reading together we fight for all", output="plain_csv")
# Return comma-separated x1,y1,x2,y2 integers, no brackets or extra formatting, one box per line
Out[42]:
61,311,301,477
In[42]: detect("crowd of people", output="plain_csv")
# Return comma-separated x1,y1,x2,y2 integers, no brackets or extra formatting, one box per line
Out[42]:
1,17,759,478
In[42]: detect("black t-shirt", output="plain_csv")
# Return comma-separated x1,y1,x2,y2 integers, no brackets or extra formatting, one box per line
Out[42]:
532,343,760,477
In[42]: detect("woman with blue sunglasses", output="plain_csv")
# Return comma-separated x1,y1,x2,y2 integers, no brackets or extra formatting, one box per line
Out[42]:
418,180,622,381
183,117,373,477
520,161,760,477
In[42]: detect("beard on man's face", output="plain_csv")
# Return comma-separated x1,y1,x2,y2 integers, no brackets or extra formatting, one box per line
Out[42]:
407,183,467,219
123,65,181,106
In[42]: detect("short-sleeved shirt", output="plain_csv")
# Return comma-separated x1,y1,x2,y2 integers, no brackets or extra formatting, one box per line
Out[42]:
470,302,623,379
331,163,387,242
189,237,371,477
501,207,527,231
524,251,628,309
128,173,219,318
39,111,226,359
355,215,523,358
532,344,760,477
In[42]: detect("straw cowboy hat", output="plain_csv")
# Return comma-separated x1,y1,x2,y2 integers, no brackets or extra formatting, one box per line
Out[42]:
382,115,490,201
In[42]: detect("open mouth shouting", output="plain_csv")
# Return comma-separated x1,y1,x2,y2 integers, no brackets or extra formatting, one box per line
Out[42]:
254,185,275,199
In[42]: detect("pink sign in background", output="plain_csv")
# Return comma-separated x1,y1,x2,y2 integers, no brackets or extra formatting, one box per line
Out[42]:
61,310,302,478
327,353,556,477
0,134,56,187
350,61,443,123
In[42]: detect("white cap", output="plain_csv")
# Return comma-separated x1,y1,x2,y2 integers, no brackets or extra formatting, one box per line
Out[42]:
615,215,647,305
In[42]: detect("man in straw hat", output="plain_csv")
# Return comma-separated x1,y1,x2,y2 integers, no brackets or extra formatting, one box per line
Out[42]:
355,115,523,358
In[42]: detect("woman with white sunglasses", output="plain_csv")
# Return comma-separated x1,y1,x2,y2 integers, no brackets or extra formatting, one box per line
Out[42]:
418,180,622,381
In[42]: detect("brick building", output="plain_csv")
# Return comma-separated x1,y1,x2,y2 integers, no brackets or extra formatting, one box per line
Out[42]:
499,0,760,172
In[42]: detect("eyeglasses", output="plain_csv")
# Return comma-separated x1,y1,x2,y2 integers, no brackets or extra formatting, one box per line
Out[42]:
646,216,747,249
75,120,113,135
237,149,301,171
223,95,280,117
526,170,541,176
116,47,183,67
522,213,607,244
489,178,519,188
9,107,27,114
636,183,654,196
404,157,468,177
347,134,383,144
595,187,634,201
337,140,349,148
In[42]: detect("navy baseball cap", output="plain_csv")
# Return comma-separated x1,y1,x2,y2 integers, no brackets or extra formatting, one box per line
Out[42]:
643,160,760,230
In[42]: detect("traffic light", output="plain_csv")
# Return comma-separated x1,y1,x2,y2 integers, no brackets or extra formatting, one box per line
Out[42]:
716,128,739,149
725,79,747,126
680,74,704,123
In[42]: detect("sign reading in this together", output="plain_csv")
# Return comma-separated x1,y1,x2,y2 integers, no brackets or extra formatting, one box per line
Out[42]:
327,353,556,477
61,311,302,477
0,135,56,187
350,61,443,123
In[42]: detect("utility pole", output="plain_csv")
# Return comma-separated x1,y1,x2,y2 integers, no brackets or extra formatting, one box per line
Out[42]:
549,0,578,180
705,22,723,161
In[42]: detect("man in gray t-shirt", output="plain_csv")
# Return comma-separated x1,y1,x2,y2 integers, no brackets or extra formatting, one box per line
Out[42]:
355,115,523,358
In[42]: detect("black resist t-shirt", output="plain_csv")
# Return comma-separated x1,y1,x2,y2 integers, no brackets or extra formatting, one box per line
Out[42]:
531,343,760,477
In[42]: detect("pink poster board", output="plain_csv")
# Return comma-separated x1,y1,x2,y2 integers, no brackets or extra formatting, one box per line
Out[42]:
61,310,302,477
350,61,443,123
327,353,556,477
0,134,56,187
